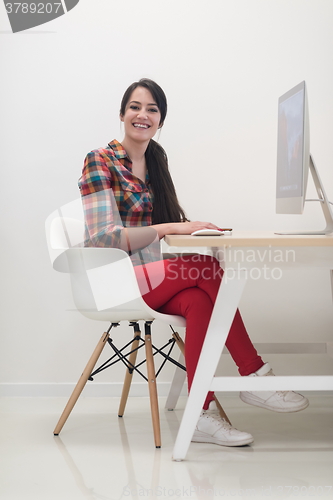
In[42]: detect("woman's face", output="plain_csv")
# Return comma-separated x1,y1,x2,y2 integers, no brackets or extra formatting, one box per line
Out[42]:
120,86,162,143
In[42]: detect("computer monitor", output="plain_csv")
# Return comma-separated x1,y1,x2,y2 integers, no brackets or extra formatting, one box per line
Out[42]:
276,81,333,235
276,81,309,214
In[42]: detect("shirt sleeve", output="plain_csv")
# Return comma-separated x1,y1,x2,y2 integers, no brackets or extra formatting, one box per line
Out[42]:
78,150,124,248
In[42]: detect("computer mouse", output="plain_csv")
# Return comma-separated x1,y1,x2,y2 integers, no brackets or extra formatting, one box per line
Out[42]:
191,229,226,236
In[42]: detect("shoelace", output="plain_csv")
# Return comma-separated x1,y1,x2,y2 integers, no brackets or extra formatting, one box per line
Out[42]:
203,411,233,430
263,368,288,396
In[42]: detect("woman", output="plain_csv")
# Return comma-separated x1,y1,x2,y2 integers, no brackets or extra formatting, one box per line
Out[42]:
79,78,309,447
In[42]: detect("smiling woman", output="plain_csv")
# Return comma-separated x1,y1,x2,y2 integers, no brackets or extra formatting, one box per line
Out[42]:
118,79,186,227
78,78,309,450
120,86,163,187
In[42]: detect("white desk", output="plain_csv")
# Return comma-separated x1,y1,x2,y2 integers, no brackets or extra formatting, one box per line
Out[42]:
164,231,333,461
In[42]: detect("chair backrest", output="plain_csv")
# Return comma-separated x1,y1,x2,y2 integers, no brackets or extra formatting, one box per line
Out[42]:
46,214,186,326
50,216,85,251
69,247,160,322
45,213,85,273
46,216,159,322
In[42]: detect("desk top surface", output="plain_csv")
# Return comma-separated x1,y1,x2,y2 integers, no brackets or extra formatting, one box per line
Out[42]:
164,231,333,247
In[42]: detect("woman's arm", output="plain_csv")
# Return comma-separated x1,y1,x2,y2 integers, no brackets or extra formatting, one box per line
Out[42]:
151,221,222,239
79,150,159,253
79,150,220,249
120,226,158,253
115,220,222,250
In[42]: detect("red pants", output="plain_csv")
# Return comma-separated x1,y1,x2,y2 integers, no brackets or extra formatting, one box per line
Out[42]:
135,255,263,409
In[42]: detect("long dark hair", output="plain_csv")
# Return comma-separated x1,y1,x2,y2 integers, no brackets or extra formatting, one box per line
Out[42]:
120,78,187,224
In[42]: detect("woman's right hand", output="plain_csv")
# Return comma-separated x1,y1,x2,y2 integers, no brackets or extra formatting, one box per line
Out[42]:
151,221,221,239
171,221,221,234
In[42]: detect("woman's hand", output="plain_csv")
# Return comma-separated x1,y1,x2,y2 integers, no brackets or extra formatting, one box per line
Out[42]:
171,221,221,234
151,221,221,239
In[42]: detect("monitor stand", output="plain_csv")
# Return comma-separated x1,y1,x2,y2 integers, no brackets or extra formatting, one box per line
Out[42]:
276,155,333,235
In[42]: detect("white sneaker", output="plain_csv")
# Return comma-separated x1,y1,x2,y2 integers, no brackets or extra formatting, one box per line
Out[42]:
240,363,309,413
192,401,254,447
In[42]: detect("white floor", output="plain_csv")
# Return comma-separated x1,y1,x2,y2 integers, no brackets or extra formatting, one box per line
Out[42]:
1,394,333,500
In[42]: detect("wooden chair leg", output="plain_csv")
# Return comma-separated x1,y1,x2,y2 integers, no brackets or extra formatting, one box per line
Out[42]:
118,326,141,417
165,332,187,410
172,331,185,353
53,331,109,435
165,350,186,410
172,331,232,425
144,323,161,448
213,395,232,425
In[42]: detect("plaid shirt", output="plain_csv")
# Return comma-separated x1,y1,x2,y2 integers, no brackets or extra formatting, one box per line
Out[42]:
78,140,160,265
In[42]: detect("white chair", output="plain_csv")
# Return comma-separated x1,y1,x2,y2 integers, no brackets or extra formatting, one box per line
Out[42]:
46,215,187,448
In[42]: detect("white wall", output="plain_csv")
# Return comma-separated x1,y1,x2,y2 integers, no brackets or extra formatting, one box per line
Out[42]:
1,0,333,396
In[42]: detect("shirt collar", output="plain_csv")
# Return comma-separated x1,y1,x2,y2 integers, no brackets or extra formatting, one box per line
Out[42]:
108,139,150,185
108,139,130,160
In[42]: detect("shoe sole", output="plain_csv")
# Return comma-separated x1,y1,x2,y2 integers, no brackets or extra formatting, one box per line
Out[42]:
239,393,309,413
192,433,254,447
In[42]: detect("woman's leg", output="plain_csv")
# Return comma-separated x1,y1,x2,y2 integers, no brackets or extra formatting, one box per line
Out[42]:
158,287,216,409
135,255,264,406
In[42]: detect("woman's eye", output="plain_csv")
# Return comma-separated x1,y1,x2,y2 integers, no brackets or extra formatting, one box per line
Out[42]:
129,105,158,113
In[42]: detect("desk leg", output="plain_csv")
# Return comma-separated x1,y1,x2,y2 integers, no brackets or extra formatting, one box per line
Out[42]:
172,269,247,461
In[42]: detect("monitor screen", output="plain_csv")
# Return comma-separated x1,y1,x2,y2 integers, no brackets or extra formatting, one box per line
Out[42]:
276,81,309,214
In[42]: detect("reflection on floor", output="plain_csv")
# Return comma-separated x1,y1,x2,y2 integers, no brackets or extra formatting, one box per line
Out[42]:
1,394,332,499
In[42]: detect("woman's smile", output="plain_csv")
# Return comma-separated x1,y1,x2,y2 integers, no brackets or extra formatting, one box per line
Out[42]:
132,122,151,129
